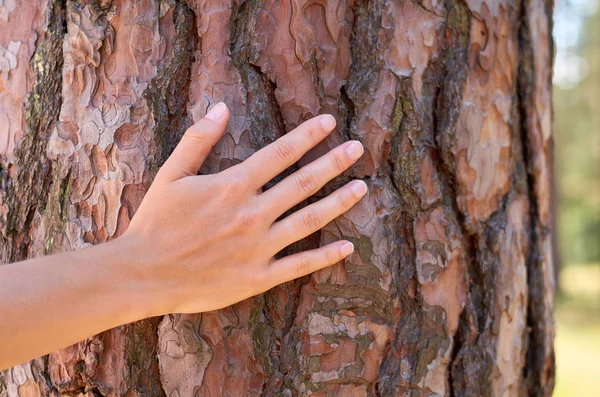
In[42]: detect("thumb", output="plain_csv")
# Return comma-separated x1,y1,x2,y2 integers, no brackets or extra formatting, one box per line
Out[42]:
159,102,229,181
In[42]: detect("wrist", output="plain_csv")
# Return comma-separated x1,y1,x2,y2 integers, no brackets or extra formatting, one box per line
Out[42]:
89,234,162,322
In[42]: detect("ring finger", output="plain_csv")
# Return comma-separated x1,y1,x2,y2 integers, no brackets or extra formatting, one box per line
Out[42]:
268,179,367,252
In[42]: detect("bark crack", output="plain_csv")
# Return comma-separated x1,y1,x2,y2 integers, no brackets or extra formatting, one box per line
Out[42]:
517,0,556,395
145,0,197,174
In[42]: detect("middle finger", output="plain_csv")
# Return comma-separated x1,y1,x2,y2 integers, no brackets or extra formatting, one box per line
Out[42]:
260,140,364,219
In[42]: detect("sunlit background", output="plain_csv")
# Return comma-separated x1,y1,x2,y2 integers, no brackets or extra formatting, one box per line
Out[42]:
553,0,600,395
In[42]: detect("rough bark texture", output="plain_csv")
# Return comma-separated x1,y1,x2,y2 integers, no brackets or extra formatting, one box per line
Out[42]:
0,0,555,396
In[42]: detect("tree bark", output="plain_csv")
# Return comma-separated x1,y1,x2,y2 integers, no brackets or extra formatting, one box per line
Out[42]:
0,0,555,396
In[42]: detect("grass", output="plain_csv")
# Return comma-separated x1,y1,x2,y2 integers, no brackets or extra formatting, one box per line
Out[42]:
554,264,600,396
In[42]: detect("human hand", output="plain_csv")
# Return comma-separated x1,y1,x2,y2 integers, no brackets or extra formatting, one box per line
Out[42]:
122,102,366,315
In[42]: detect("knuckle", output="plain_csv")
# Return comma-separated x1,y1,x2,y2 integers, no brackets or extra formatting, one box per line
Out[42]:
332,153,346,172
336,192,350,209
324,247,338,265
301,210,320,230
220,173,248,196
296,254,312,277
306,125,320,144
247,267,266,287
295,171,318,195
183,130,208,144
233,175,250,192
273,140,296,164
234,209,260,230
162,160,197,179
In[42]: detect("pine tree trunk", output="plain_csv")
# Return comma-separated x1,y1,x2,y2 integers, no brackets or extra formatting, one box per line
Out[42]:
0,0,555,396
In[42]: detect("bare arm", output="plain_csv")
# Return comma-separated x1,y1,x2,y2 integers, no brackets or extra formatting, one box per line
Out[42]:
0,103,366,370
0,236,150,370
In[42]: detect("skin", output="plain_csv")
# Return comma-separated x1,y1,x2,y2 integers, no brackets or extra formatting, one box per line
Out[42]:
0,103,367,370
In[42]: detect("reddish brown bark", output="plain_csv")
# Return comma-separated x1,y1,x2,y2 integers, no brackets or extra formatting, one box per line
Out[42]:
0,0,554,396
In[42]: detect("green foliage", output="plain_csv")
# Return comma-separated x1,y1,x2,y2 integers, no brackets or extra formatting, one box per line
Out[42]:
554,7,600,265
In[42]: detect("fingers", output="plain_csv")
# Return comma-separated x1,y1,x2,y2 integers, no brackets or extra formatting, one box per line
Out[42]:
158,102,230,182
236,114,337,189
264,240,354,286
261,140,364,217
269,180,367,250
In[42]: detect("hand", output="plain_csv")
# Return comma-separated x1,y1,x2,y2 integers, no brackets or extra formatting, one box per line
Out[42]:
122,102,366,315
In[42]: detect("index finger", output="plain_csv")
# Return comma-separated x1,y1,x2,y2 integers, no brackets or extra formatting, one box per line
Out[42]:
235,114,336,189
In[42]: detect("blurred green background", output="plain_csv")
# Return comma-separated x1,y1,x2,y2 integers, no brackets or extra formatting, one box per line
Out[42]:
553,0,600,395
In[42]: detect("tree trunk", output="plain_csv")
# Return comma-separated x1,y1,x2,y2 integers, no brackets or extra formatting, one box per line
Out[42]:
0,0,555,396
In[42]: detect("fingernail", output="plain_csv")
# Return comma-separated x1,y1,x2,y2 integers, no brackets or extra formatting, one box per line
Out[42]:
340,241,354,256
205,102,226,121
346,141,364,161
320,114,336,130
351,180,368,197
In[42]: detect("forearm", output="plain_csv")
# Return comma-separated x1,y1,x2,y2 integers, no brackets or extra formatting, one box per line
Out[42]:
0,237,151,370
